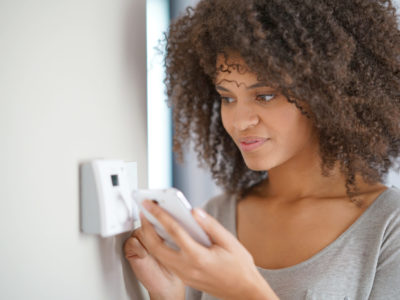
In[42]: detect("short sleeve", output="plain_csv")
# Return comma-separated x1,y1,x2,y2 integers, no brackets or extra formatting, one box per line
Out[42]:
368,208,400,299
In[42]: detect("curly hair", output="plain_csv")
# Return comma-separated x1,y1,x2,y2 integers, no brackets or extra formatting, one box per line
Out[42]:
163,0,400,201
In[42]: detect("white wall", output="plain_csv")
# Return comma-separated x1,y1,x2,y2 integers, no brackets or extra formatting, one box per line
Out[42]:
0,0,148,299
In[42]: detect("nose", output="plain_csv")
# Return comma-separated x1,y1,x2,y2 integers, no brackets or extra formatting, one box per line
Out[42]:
233,103,259,131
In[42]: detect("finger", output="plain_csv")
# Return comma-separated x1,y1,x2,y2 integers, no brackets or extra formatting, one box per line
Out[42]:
139,212,164,246
132,228,146,245
131,228,148,251
124,236,148,259
142,200,203,254
192,207,238,249
139,215,193,275
139,212,179,262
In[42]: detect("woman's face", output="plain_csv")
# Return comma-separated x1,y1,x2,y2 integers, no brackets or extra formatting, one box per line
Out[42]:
215,54,318,171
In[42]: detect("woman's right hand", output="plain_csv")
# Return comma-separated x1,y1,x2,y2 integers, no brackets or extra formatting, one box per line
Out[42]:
124,226,185,300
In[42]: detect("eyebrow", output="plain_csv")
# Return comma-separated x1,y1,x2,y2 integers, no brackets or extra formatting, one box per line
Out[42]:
215,82,271,92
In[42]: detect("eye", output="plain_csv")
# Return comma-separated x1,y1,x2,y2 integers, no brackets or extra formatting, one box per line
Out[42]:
256,94,275,102
220,96,235,104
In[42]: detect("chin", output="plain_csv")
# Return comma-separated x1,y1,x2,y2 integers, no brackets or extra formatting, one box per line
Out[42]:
242,156,273,171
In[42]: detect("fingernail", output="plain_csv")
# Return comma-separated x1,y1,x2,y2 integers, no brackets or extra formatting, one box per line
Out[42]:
194,208,207,219
142,200,152,211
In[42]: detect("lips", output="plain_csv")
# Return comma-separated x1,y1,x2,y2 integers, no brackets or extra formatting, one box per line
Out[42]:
238,137,269,152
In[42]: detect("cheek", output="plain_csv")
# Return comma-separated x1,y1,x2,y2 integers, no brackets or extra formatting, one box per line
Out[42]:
268,105,313,147
220,107,233,135
281,113,314,150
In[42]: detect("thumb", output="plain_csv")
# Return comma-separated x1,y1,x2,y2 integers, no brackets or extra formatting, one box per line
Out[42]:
124,237,148,260
192,208,237,249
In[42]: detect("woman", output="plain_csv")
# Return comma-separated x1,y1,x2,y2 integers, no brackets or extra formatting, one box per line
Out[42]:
124,0,400,299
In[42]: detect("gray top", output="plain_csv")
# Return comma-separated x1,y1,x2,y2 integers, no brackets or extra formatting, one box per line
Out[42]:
185,186,400,300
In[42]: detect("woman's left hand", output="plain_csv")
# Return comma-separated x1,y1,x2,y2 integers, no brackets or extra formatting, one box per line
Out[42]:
139,200,278,300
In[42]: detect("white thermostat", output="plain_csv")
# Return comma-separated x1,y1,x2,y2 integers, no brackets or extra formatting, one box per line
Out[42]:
80,159,140,237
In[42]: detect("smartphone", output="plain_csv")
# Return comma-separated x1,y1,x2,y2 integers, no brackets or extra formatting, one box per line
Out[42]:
132,188,212,249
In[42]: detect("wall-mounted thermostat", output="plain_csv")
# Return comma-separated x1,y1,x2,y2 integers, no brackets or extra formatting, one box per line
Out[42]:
80,159,140,237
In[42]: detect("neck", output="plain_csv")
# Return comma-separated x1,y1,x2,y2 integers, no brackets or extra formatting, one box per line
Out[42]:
252,143,374,204
265,159,347,201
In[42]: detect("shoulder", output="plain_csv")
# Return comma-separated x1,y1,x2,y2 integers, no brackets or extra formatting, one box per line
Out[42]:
201,193,235,216
374,186,400,247
199,193,237,232
364,186,400,229
378,186,400,212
